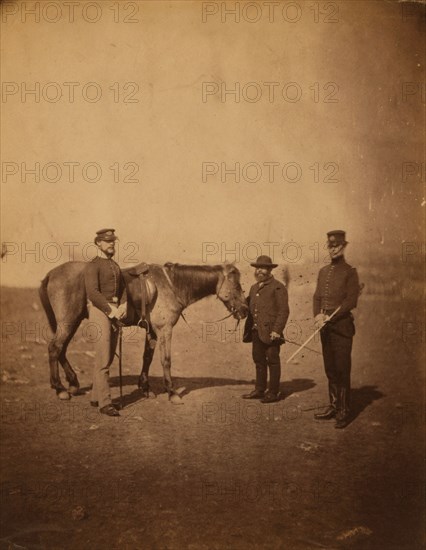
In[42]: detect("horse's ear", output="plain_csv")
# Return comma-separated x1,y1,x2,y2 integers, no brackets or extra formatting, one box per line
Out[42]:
226,263,238,274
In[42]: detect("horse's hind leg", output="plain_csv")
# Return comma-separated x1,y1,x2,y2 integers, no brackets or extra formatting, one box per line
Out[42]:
48,322,76,400
59,321,83,396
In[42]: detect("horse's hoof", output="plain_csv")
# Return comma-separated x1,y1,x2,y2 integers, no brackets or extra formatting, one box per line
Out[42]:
68,386,80,396
170,394,183,405
58,391,70,401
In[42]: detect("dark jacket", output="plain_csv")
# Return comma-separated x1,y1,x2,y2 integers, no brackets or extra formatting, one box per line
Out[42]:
243,276,290,345
84,256,125,315
313,256,359,318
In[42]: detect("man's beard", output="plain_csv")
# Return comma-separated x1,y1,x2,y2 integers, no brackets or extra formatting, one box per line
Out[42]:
255,272,270,283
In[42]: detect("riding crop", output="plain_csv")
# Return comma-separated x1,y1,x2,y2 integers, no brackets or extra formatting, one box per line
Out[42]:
286,306,342,364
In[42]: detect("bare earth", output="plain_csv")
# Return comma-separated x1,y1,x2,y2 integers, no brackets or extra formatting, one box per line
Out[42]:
0,279,424,550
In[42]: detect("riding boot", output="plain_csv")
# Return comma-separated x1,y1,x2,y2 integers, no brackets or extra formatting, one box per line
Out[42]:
335,386,350,429
314,382,338,420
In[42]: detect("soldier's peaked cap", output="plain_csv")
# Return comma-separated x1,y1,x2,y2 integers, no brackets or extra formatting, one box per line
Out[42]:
95,228,118,242
327,230,347,244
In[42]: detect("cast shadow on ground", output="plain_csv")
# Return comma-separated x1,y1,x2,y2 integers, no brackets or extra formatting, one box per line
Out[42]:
279,378,316,399
74,375,316,406
348,385,384,424
80,375,316,407
79,375,316,407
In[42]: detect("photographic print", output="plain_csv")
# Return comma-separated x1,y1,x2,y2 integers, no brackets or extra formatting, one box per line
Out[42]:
1,1,424,548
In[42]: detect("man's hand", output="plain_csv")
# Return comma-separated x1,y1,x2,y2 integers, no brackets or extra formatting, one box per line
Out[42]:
270,331,281,341
314,313,329,330
117,302,127,320
108,306,120,319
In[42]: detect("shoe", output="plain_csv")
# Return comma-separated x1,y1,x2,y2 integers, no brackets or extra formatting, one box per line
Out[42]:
92,401,120,410
335,411,350,429
242,390,265,400
260,392,280,404
314,406,336,420
100,405,120,417
335,417,349,429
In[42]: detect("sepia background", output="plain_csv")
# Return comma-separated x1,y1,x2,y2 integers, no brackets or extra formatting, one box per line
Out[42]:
1,0,424,284
1,1,424,549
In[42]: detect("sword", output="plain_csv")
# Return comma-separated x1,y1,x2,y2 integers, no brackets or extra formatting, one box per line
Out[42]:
286,306,342,364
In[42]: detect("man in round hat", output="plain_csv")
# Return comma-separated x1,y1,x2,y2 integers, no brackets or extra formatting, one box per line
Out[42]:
242,255,290,403
84,229,127,417
313,230,360,428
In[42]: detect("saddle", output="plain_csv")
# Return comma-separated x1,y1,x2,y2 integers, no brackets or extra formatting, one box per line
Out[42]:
127,263,157,338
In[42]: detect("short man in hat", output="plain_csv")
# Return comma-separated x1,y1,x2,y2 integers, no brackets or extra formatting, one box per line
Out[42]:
84,229,127,417
242,256,290,403
313,230,360,428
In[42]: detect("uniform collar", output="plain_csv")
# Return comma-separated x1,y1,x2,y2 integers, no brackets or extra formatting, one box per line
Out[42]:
96,250,114,260
331,255,345,265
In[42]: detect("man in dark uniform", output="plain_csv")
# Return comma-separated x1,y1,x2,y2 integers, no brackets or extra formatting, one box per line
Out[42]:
84,229,127,417
313,230,359,429
242,256,290,404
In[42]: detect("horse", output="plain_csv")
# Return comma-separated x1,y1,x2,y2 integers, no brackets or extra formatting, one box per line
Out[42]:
39,261,249,403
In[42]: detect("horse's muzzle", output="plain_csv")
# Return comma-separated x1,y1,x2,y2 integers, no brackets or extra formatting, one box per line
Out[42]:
232,304,249,320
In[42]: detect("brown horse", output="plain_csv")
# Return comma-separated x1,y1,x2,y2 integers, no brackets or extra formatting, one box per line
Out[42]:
39,261,248,403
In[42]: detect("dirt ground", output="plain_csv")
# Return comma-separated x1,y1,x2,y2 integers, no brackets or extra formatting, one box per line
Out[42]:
0,268,424,550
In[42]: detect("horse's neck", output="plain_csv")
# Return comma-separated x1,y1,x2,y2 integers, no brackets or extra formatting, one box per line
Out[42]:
170,265,220,307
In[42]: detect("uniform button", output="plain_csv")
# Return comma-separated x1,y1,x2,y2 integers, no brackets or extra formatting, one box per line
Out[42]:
256,293,259,296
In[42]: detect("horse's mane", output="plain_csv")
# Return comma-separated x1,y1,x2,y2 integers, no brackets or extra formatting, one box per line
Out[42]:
165,262,223,302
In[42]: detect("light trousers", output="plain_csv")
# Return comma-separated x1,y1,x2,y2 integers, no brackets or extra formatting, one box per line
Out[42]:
88,303,118,408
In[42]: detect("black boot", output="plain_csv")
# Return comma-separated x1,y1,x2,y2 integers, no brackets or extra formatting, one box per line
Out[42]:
314,383,337,420
335,386,350,429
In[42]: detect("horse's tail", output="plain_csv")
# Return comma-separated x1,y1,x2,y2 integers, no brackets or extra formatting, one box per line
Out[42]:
39,275,57,333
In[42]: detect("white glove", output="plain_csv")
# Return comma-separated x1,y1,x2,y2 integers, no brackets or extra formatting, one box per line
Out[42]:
117,302,127,320
314,313,329,330
107,306,120,319
270,331,281,341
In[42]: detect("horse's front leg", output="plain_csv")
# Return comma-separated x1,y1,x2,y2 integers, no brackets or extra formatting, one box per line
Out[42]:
138,334,156,398
159,326,182,404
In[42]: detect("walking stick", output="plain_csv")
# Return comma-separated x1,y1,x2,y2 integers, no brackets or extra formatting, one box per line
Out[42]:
118,325,124,410
286,306,342,364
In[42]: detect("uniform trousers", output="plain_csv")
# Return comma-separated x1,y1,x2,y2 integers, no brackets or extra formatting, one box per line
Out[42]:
88,302,119,409
252,329,281,394
320,316,354,411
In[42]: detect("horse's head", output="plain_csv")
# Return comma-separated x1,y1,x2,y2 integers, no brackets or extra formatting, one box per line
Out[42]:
216,264,248,320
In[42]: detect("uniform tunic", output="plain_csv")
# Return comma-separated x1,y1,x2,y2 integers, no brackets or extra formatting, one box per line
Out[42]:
84,256,125,315
313,257,359,319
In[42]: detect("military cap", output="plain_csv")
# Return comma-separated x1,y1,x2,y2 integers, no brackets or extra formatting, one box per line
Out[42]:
250,255,278,268
326,230,347,247
95,228,118,242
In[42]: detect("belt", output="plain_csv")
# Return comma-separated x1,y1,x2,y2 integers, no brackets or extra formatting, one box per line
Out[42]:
323,308,338,315
323,309,351,319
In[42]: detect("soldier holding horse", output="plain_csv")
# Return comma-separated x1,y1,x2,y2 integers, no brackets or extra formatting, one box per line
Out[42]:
85,228,127,416
39,234,248,409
